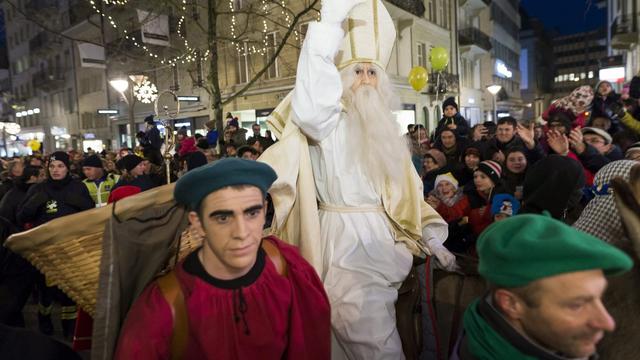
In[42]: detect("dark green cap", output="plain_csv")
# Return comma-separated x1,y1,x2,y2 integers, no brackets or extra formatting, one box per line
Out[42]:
174,158,277,210
477,213,633,287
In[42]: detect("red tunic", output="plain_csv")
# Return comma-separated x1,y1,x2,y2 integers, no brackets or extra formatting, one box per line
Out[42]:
114,237,330,359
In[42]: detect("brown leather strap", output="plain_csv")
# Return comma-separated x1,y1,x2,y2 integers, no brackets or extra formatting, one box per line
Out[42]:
157,239,287,359
262,238,288,277
157,271,188,360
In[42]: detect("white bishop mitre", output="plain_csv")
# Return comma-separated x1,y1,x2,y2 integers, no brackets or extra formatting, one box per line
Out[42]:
335,0,396,70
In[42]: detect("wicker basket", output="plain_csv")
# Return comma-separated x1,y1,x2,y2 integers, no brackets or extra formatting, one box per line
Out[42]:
4,183,197,317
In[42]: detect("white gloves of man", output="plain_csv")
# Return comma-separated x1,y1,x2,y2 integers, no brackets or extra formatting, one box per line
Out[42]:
423,225,457,271
427,239,457,271
320,0,366,24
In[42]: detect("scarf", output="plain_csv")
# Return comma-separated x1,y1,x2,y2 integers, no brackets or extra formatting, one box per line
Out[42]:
432,187,464,208
462,299,539,360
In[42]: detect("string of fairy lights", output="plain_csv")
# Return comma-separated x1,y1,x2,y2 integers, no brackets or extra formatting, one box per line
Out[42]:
86,0,308,67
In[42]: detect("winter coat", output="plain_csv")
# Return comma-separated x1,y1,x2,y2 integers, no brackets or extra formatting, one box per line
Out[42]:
521,155,586,222
0,179,14,202
17,176,94,229
435,113,469,140
0,180,33,227
144,126,163,151
112,174,158,193
465,188,495,237
576,144,625,175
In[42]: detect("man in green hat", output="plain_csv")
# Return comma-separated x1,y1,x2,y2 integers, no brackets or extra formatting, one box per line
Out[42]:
115,158,330,359
453,213,633,360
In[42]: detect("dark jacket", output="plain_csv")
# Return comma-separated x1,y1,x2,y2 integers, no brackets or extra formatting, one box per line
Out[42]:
0,178,14,202
112,174,158,193
521,155,585,222
0,180,33,227
576,144,625,175
17,176,94,228
436,113,469,140
144,126,163,151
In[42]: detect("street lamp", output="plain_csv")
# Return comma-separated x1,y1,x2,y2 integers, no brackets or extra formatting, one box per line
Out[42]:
486,85,502,122
109,77,136,147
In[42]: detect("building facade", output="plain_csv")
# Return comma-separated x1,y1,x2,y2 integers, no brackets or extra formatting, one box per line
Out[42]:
458,0,523,124
3,0,463,152
607,0,639,83
519,9,554,121
551,28,607,99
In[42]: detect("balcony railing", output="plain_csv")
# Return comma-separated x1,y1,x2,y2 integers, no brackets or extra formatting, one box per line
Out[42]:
25,0,58,11
29,32,61,55
612,13,638,36
385,0,425,17
33,69,67,90
424,72,460,95
459,27,492,51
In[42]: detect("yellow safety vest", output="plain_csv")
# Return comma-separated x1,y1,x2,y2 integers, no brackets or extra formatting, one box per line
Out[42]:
83,173,120,207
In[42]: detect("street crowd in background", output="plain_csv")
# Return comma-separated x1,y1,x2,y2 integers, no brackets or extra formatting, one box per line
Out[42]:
0,74,639,358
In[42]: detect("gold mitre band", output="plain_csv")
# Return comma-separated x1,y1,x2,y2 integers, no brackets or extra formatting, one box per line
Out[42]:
335,0,396,71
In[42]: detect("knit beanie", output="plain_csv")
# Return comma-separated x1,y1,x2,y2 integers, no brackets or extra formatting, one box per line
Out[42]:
426,149,447,168
49,151,70,169
121,154,144,172
442,97,458,112
82,154,103,168
476,160,502,185
434,172,459,191
581,127,613,145
228,118,239,128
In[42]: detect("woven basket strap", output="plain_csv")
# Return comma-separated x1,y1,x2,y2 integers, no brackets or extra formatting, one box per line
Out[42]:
157,271,188,360
262,239,288,277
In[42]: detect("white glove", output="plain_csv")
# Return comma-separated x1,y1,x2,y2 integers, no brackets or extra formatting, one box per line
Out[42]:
321,0,367,24
427,238,457,271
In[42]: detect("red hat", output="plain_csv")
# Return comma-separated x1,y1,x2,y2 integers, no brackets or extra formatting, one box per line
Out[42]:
108,185,142,203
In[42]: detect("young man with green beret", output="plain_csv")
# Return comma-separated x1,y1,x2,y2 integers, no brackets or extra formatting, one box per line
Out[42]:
115,158,331,359
453,213,633,360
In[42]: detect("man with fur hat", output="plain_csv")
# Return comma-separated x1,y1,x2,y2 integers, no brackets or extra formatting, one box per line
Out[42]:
453,214,632,360
115,158,330,359
259,0,452,358
436,97,469,140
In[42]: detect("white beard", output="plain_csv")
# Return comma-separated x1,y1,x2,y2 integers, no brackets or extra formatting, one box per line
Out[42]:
342,85,409,188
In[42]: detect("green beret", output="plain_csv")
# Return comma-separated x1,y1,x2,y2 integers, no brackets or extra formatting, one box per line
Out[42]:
477,213,633,288
174,158,277,210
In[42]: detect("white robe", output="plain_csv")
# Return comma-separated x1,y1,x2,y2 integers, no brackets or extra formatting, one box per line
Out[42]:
291,21,412,360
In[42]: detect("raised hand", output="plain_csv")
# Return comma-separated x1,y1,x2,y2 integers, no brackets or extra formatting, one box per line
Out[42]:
568,127,586,155
547,130,569,156
516,123,535,149
321,0,367,24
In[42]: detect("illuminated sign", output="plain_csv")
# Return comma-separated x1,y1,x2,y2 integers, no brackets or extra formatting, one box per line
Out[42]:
599,67,625,82
495,59,513,78
177,95,200,102
97,109,119,115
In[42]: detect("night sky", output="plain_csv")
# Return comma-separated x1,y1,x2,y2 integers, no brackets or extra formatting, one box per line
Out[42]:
521,0,607,35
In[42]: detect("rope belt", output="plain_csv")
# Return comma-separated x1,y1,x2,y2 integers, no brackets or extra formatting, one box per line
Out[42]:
318,203,384,213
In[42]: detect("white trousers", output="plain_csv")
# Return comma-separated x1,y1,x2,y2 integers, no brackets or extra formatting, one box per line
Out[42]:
320,209,413,360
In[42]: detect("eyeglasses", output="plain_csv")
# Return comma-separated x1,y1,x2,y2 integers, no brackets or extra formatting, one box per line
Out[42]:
584,137,605,145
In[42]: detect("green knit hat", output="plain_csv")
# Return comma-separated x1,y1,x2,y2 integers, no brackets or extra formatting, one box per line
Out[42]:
477,213,633,287
174,158,277,210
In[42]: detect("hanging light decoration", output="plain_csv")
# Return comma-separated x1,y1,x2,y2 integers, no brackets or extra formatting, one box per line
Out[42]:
134,79,159,104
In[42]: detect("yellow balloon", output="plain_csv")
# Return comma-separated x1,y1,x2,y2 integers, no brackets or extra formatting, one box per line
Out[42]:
28,139,41,151
408,66,428,92
430,47,449,72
